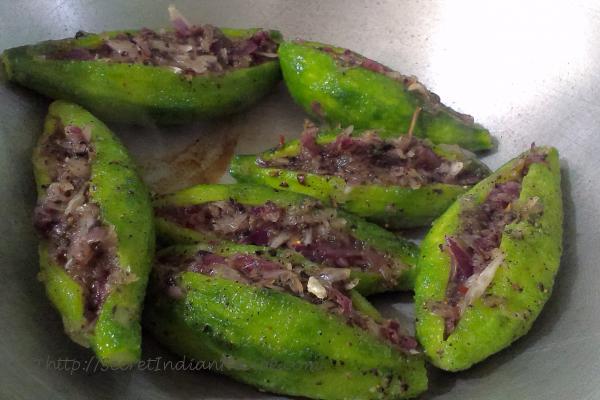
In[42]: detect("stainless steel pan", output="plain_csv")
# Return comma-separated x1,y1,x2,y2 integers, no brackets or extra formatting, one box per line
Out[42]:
1,1,597,398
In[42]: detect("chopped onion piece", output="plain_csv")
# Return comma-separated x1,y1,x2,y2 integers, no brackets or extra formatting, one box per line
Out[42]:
302,228,313,245
307,276,327,299
269,232,291,248
448,161,464,177
458,250,504,315
64,189,86,215
344,278,360,290
80,126,92,142
168,5,192,34
176,44,194,53
105,39,139,56
168,66,184,74
317,267,351,283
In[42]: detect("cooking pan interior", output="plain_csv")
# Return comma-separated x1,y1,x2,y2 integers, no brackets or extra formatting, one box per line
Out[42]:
0,1,598,399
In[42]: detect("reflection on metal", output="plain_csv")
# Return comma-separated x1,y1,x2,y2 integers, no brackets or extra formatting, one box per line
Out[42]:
0,1,598,399
430,1,589,120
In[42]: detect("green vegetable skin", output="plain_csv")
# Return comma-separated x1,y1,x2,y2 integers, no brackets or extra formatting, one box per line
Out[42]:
230,130,490,229
144,243,427,399
414,147,563,371
33,101,155,366
2,29,282,125
153,183,419,294
278,41,492,152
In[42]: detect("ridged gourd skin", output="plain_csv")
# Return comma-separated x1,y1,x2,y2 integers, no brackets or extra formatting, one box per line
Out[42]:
414,147,563,371
144,243,428,400
153,183,419,294
33,101,155,366
278,40,493,152
2,29,282,125
230,128,491,229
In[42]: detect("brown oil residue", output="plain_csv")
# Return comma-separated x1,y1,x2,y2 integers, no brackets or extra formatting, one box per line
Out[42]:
121,83,302,195
137,125,240,195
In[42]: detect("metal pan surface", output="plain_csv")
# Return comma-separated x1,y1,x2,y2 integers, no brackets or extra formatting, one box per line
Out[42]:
0,1,597,399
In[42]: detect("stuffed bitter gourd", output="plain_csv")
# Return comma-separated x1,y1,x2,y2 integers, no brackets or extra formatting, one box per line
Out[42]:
230,123,490,228
32,101,154,366
414,146,563,371
278,40,492,152
144,242,427,399
153,183,419,294
2,7,282,125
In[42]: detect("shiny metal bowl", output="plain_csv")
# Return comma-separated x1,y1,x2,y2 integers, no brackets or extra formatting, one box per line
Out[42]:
1,1,597,399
